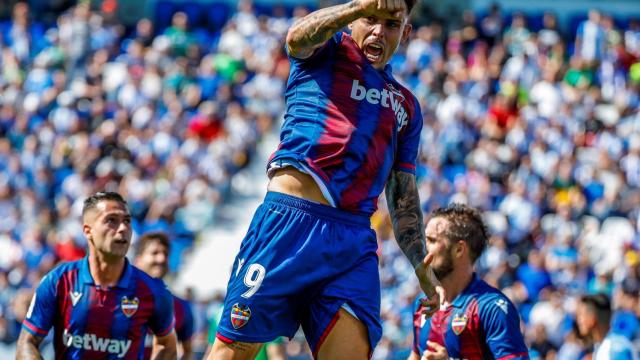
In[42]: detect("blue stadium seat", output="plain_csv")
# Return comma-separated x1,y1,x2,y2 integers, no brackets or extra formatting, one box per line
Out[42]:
526,13,545,32
168,235,192,272
442,164,467,184
155,0,177,32
192,28,214,51
614,16,630,31
181,2,204,29
254,3,272,16
503,12,514,29
143,219,171,234
30,22,50,55
567,14,588,40
0,20,11,45
207,2,231,33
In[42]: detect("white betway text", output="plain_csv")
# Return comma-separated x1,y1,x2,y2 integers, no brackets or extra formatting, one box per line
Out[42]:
350,79,409,131
63,329,132,358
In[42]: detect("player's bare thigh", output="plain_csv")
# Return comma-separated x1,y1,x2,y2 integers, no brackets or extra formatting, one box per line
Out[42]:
207,340,263,360
316,308,370,360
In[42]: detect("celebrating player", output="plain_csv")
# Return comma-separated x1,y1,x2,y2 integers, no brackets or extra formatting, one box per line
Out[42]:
409,204,529,360
135,232,195,360
17,192,177,359
209,0,442,359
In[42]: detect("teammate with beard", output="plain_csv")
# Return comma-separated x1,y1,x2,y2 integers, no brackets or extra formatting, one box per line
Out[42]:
409,204,529,360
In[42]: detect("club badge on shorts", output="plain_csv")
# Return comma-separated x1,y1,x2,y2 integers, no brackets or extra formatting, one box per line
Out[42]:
121,296,139,318
231,303,251,329
451,313,468,335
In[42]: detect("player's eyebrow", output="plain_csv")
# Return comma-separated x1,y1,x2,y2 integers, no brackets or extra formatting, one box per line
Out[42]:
388,11,404,20
103,211,131,219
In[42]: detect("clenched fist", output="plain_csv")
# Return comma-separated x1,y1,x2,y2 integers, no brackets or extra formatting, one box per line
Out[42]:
355,0,407,16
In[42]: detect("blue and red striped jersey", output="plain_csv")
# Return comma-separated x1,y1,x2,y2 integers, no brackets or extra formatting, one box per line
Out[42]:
268,32,423,215
23,257,174,359
143,295,194,359
172,296,194,344
412,274,530,360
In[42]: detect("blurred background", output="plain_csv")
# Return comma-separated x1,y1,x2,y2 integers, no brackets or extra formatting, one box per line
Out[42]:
0,0,639,359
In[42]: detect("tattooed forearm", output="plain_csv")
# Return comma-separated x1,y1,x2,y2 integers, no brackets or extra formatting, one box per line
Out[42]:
228,341,261,354
385,171,426,269
286,1,368,59
229,342,251,351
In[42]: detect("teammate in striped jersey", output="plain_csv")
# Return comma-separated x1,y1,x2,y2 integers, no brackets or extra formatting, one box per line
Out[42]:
17,192,176,359
410,204,529,360
135,232,194,360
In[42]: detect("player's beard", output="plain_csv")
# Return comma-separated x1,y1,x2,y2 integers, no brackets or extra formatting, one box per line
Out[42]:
433,245,455,280
150,263,168,278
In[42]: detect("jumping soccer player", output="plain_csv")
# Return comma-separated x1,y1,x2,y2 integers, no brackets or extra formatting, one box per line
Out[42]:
209,0,442,359
135,231,195,360
409,204,529,360
17,192,176,359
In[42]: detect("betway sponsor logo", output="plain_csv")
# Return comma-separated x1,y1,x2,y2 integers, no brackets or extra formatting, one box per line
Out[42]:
350,79,409,131
63,329,132,358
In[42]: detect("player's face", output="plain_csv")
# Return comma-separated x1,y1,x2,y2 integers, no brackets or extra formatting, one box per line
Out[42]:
84,200,132,259
349,9,412,69
136,241,169,278
575,302,596,337
425,217,455,280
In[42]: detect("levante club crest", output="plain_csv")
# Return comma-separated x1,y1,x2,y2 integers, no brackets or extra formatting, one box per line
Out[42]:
231,303,251,329
121,296,140,318
451,314,468,335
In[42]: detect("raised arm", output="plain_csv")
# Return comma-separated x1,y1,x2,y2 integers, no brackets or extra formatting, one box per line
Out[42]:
16,329,45,360
286,0,404,59
385,171,440,302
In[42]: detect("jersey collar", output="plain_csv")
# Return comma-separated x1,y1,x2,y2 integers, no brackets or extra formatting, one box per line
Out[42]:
79,256,134,289
383,63,393,76
450,273,480,308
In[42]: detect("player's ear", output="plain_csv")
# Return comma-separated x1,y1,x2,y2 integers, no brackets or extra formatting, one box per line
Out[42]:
455,240,466,258
401,23,412,43
83,223,92,240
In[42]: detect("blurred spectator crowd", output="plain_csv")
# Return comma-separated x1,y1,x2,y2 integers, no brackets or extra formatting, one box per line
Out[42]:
0,1,638,359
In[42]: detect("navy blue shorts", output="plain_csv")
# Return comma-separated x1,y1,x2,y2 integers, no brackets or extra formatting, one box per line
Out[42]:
216,192,382,354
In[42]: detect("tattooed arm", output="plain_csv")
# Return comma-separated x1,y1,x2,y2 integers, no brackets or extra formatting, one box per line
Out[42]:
386,171,440,302
286,0,405,59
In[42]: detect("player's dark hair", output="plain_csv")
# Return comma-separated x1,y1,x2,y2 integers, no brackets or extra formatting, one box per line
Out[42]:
136,231,171,257
82,192,127,218
580,293,612,326
431,203,489,262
